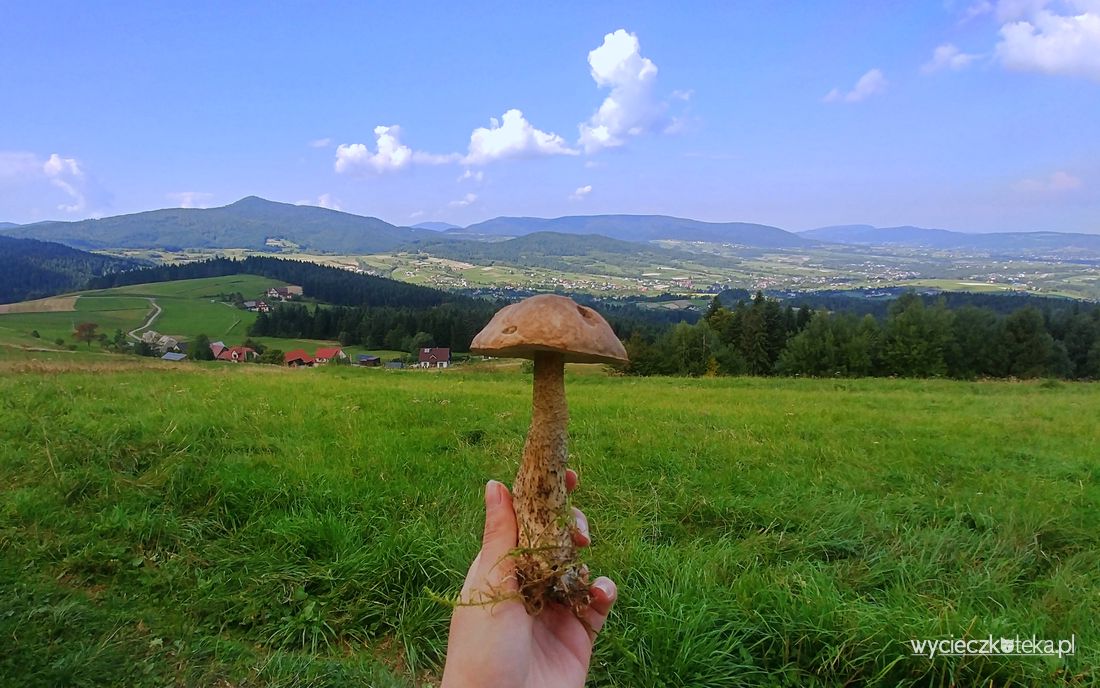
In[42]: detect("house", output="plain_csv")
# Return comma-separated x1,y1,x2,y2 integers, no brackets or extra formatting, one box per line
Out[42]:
384,361,404,369
266,285,303,301
243,300,272,313
357,355,381,367
418,347,451,368
141,330,180,354
209,341,227,359
314,347,347,364
285,349,315,367
217,345,257,363
161,352,187,362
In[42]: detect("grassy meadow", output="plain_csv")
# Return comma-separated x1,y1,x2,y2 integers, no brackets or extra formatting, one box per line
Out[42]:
0,361,1097,687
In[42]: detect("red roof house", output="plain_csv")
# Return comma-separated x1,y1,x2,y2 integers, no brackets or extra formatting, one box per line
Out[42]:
217,345,257,363
418,347,451,368
284,349,315,367
314,347,347,364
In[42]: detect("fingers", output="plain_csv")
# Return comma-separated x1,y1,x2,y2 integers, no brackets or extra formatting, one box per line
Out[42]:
480,479,517,560
571,506,590,546
566,468,578,493
583,576,617,639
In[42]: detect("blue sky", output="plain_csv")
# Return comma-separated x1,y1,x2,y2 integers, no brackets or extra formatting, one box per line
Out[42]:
1,1,1097,232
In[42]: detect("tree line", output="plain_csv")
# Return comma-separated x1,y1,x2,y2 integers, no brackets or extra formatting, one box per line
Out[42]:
623,292,1100,380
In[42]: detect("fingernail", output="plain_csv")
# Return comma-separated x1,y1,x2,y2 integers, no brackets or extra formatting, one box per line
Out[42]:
593,577,616,599
573,507,590,543
485,480,503,507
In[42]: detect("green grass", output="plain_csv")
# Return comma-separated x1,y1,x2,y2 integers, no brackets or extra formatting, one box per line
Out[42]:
0,296,153,347
0,364,1096,686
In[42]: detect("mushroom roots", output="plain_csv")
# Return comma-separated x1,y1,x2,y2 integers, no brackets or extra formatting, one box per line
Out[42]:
512,351,587,613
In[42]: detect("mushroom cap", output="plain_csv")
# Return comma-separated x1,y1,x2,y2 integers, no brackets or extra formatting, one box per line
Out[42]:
471,294,629,365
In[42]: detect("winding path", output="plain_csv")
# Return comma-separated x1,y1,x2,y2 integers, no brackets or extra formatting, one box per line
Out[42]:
127,298,163,342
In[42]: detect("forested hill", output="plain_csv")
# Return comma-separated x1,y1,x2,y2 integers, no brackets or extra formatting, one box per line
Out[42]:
87,257,455,309
0,197,439,253
453,215,807,248
0,236,144,304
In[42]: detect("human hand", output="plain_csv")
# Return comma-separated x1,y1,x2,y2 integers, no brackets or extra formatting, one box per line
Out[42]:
441,471,617,688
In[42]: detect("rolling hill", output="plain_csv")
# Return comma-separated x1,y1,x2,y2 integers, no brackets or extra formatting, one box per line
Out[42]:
411,221,461,231
803,224,1100,256
0,222,19,230
0,236,145,304
452,215,807,248
0,197,440,253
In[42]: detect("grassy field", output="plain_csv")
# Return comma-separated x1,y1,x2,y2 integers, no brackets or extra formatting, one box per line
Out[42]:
0,361,1096,687
0,276,290,349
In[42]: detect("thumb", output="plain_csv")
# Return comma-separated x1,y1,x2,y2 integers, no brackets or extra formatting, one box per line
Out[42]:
478,480,518,580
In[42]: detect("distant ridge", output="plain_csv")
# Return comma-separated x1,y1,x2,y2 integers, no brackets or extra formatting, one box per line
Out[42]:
412,221,461,231
0,197,439,253
0,222,19,229
802,224,1100,255
453,214,807,248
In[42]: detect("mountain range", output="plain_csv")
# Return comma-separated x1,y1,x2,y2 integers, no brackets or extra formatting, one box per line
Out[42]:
2,197,1098,258
802,225,1100,255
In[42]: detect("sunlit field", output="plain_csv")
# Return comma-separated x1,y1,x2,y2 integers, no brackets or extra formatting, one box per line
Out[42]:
1,360,1096,686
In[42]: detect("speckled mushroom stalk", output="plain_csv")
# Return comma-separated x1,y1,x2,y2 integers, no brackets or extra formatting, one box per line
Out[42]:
513,350,582,610
470,294,628,615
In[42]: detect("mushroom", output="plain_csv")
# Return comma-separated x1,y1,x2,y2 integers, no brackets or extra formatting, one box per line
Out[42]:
470,294,628,614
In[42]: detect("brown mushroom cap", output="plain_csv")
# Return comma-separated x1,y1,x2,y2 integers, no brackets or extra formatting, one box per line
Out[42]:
470,294,629,365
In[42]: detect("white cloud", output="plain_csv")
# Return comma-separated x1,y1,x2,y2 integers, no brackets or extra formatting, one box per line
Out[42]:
923,44,983,72
569,184,593,201
824,68,888,103
166,191,214,209
42,154,88,212
464,109,576,164
317,193,342,211
1014,170,1083,191
671,89,694,101
335,125,457,175
409,210,425,219
583,160,604,169
309,137,333,148
579,29,666,152
449,192,478,208
996,5,1100,79
458,168,484,183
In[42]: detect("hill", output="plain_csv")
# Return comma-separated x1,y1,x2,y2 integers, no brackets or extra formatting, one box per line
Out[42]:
412,221,461,231
0,197,440,253
0,236,145,304
453,214,807,248
0,222,18,230
803,224,1100,257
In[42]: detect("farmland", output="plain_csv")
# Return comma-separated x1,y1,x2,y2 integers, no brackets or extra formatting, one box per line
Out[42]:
0,361,1095,686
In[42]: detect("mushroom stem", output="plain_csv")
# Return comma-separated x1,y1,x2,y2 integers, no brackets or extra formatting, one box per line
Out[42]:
513,351,585,612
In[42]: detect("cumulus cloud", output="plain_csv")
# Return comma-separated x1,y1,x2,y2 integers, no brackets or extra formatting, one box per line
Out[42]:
569,184,593,201
449,192,478,208
317,193,342,210
1014,170,1083,191
309,137,333,148
464,109,576,164
409,210,426,219
335,125,457,175
579,29,667,152
166,191,214,209
824,68,888,103
923,44,983,72
458,168,484,183
996,4,1100,79
0,151,109,215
